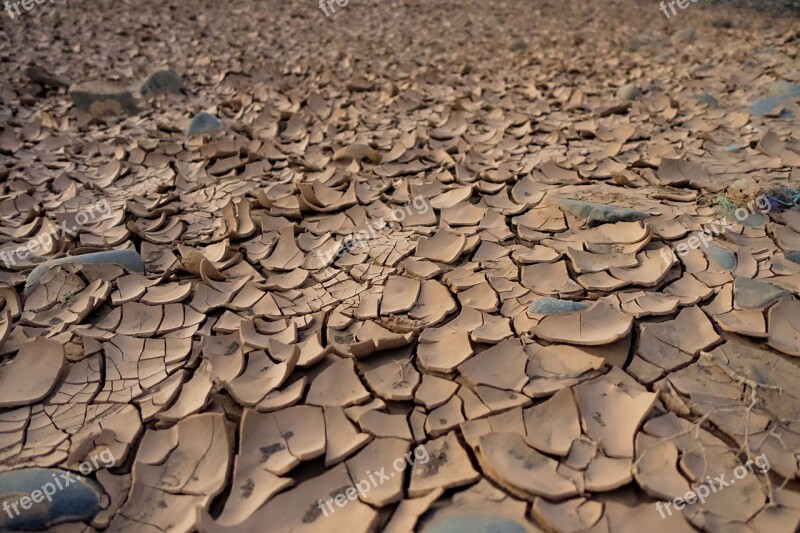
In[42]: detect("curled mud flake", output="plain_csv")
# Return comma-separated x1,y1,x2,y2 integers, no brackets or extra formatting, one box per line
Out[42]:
0,339,64,407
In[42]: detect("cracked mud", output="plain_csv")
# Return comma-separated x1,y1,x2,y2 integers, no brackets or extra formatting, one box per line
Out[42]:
1,0,800,531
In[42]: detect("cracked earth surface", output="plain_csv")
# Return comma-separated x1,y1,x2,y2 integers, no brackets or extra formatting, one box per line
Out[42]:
1,0,800,531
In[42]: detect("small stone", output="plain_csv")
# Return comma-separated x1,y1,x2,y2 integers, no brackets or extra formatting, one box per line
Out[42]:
768,80,800,98
733,277,789,309
187,112,224,137
26,62,70,89
671,28,696,45
749,97,794,118
785,250,800,265
140,69,184,97
704,244,736,271
616,84,642,102
70,81,139,116
423,513,533,533
553,197,649,226
0,468,104,530
510,39,528,52
26,249,144,288
528,297,590,316
692,92,718,107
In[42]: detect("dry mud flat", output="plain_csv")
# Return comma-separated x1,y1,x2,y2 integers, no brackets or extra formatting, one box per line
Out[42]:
1,0,800,531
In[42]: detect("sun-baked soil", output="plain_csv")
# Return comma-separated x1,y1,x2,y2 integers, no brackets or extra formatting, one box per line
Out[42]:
1,0,800,531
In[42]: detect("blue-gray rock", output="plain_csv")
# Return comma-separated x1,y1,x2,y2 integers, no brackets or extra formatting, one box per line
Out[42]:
425,514,529,533
692,92,718,107
553,197,650,227
628,33,667,52
671,28,697,45
717,205,765,228
140,69,184,97
26,62,70,89
529,297,590,316
749,96,795,119
616,84,642,102
509,39,528,52
785,250,800,265
704,244,736,271
26,249,144,288
767,80,800,98
69,81,138,116
0,468,104,530
738,211,765,228
187,112,224,137
747,81,800,119
733,276,788,309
